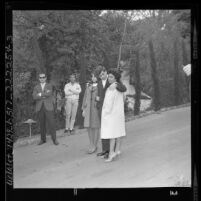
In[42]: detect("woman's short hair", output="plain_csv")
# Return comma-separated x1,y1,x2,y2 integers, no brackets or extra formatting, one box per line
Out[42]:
92,68,101,79
108,68,121,82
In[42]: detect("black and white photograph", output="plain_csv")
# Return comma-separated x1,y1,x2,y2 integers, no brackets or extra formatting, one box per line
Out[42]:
8,8,194,191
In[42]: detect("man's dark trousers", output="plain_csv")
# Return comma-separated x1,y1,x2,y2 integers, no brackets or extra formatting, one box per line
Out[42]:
38,102,56,142
98,106,110,153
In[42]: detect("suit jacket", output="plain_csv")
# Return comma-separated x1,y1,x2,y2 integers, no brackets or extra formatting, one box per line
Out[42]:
33,83,55,112
96,79,110,111
116,80,127,93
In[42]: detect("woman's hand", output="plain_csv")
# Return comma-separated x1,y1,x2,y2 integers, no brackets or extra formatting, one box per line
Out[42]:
89,85,93,91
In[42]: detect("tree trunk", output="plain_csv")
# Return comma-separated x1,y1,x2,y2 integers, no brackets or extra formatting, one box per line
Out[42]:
173,38,180,106
102,51,110,69
75,53,87,128
133,50,141,116
117,17,127,69
32,34,45,75
38,36,51,81
148,39,161,111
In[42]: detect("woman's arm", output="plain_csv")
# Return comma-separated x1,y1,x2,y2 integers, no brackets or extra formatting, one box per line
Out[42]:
96,81,101,101
81,87,88,110
104,90,117,115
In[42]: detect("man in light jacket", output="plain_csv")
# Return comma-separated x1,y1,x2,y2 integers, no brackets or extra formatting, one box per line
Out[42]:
64,73,81,135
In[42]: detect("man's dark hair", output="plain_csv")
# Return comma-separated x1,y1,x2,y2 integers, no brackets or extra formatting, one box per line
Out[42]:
99,65,106,72
69,73,77,82
91,70,99,79
95,65,107,76
38,72,46,77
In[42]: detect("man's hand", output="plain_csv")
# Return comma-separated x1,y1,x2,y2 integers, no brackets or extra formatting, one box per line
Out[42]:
116,81,127,93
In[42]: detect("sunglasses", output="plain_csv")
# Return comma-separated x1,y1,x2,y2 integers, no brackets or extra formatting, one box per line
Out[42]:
39,76,46,79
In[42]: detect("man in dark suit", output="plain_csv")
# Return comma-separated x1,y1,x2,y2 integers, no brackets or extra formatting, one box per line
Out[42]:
33,73,59,145
96,66,126,159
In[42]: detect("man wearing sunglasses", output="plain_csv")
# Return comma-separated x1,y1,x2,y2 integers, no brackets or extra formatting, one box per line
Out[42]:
33,73,59,145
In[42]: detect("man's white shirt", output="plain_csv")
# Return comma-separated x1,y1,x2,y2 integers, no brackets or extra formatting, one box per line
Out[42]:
102,79,107,88
40,83,46,91
38,83,46,96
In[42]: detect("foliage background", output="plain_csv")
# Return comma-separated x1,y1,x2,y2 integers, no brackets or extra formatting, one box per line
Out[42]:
13,10,191,140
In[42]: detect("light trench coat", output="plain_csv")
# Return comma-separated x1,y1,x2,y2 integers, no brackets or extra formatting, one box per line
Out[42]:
101,82,126,139
82,84,100,128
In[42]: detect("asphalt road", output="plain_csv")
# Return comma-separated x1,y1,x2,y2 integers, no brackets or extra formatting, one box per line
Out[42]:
14,106,191,188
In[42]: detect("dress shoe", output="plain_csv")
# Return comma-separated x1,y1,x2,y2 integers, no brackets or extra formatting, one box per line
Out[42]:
38,141,46,145
53,140,59,145
97,151,107,157
103,152,109,159
100,151,109,158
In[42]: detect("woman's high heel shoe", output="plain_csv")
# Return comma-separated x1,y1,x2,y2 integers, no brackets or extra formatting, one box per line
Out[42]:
87,147,97,154
105,152,117,162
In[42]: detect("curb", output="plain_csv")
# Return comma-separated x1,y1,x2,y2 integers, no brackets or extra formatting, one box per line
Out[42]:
14,128,88,148
14,103,190,148
125,103,190,122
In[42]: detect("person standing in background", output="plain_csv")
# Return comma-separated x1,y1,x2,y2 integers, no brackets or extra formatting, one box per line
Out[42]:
183,64,191,101
82,72,100,154
33,72,59,145
64,73,81,135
